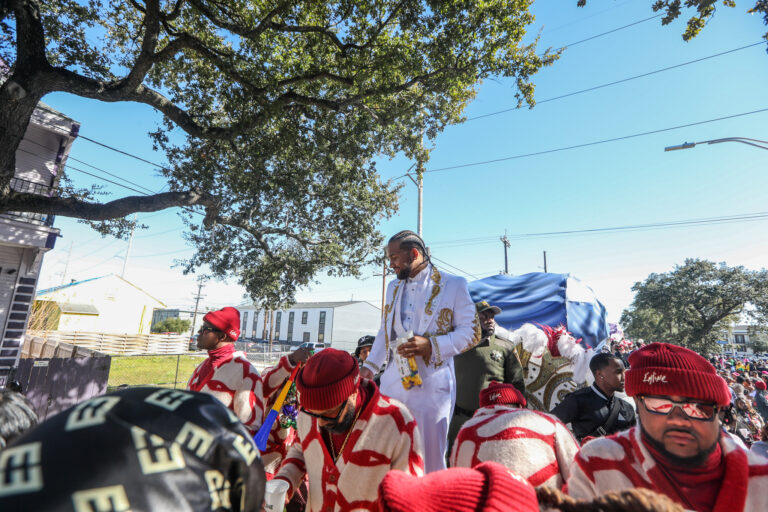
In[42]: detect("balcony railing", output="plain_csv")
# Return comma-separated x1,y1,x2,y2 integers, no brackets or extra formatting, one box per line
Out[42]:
1,177,56,227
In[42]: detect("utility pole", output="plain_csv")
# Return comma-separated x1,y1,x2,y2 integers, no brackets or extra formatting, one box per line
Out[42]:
60,242,73,285
121,213,137,279
417,172,423,237
543,251,548,273
189,277,206,340
373,258,389,317
500,232,510,274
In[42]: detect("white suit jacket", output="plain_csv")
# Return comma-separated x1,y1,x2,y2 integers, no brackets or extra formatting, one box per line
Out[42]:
363,265,480,376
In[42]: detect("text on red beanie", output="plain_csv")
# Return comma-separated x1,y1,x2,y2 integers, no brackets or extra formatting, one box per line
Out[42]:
625,342,730,406
202,307,240,341
378,461,538,512
297,348,359,411
479,381,527,408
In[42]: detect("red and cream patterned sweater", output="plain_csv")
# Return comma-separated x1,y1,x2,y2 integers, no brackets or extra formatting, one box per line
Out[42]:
275,380,424,512
567,426,768,512
449,404,579,489
187,345,294,439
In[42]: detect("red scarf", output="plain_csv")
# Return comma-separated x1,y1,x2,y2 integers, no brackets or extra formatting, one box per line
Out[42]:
640,430,749,512
189,344,235,392
643,431,724,512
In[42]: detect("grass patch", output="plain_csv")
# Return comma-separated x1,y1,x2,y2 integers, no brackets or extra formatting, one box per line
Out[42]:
107,354,205,390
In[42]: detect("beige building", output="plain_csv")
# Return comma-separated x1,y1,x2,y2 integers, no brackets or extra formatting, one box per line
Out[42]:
36,274,166,334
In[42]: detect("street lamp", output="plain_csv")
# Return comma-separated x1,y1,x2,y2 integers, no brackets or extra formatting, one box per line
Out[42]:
665,137,768,152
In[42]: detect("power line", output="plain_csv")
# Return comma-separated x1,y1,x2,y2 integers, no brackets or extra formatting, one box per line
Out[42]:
426,210,768,246
135,227,183,239
132,248,194,258
78,135,167,169
430,256,480,280
554,13,664,50
505,211,768,241
425,107,768,174
468,41,765,122
21,138,159,194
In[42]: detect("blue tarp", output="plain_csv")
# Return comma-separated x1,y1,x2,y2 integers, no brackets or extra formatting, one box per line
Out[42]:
468,272,609,348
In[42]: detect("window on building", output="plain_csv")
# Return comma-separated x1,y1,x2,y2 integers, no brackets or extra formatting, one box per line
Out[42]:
303,332,310,343
318,311,326,343
287,312,295,342
302,311,308,324
241,311,248,337
275,312,282,340
735,334,746,344
252,311,259,339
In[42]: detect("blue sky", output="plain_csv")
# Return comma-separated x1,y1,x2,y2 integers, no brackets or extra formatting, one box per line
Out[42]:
36,1,768,321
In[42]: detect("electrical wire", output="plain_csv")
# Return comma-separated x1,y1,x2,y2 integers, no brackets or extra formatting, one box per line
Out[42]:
468,41,765,122
425,107,768,174
554,13,664,50
430,256,480,280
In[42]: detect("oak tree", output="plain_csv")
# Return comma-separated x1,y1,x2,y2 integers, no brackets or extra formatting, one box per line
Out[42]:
0,0,557,304
620,259,768,353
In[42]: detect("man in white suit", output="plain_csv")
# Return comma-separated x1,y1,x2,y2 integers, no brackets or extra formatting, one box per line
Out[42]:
360,230,480,472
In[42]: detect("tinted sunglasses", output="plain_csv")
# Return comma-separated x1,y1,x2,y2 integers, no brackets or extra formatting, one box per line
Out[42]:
300,403,345,422
198,324,222,334
639,396,718,421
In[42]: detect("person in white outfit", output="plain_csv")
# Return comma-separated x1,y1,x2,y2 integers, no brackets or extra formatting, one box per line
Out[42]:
360,230,480,472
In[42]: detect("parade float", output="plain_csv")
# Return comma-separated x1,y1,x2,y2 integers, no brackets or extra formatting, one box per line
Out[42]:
468,272,610,411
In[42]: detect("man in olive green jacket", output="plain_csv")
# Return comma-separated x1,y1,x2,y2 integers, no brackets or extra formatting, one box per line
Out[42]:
448,301,526,453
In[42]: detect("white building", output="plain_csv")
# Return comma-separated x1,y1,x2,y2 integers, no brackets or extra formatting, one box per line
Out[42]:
720,324,767,356
36,274,166,334
0,102,79,373
237,301,381,353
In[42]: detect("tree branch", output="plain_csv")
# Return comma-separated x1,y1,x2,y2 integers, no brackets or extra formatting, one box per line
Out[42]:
0,189,211,220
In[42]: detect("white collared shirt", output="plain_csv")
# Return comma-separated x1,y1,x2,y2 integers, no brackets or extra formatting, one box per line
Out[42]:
400,264,431,332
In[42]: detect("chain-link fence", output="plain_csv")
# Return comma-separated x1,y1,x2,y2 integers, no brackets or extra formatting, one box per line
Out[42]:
107,346,294,391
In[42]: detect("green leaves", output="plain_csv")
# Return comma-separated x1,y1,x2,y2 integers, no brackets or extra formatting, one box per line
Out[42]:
621,259,768,353
4,0,556,306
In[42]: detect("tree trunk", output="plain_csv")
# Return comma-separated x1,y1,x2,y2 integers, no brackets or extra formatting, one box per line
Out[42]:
0,75,44,192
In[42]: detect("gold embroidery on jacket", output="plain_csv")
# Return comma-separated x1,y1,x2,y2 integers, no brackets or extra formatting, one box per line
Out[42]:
435,308,453,335
461,313,483,353
384,281,403,364
424,267,442,315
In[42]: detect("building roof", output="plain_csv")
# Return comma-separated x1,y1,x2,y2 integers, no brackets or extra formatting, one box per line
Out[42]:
36,274,166,306
58,303,99,315
36,101,77,123
36,275,107,296
242,300,379,310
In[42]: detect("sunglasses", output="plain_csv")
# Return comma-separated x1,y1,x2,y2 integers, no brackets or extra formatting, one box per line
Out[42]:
639,396,718,421
198,324,222,334
300,403,345,422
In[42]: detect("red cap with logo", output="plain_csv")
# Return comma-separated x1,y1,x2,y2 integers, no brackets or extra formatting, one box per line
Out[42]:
625,342,730,406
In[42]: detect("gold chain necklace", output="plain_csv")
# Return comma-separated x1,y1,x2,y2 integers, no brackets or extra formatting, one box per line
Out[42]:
328,406,363,463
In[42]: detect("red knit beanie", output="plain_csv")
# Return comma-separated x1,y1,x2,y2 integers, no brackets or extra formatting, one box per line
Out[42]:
296,348,359,411
625,342,730,406
378,461,538,512
755,381,767,391
479,381,527,408
202,307,240,341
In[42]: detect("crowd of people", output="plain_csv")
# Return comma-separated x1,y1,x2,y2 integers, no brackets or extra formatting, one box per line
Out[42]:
1,230,767,511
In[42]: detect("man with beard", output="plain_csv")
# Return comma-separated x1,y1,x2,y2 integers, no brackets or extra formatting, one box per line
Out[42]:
566,343,768,512
360,230,479,472
275,348,424,511
447,301,525,453
551,352,635,443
